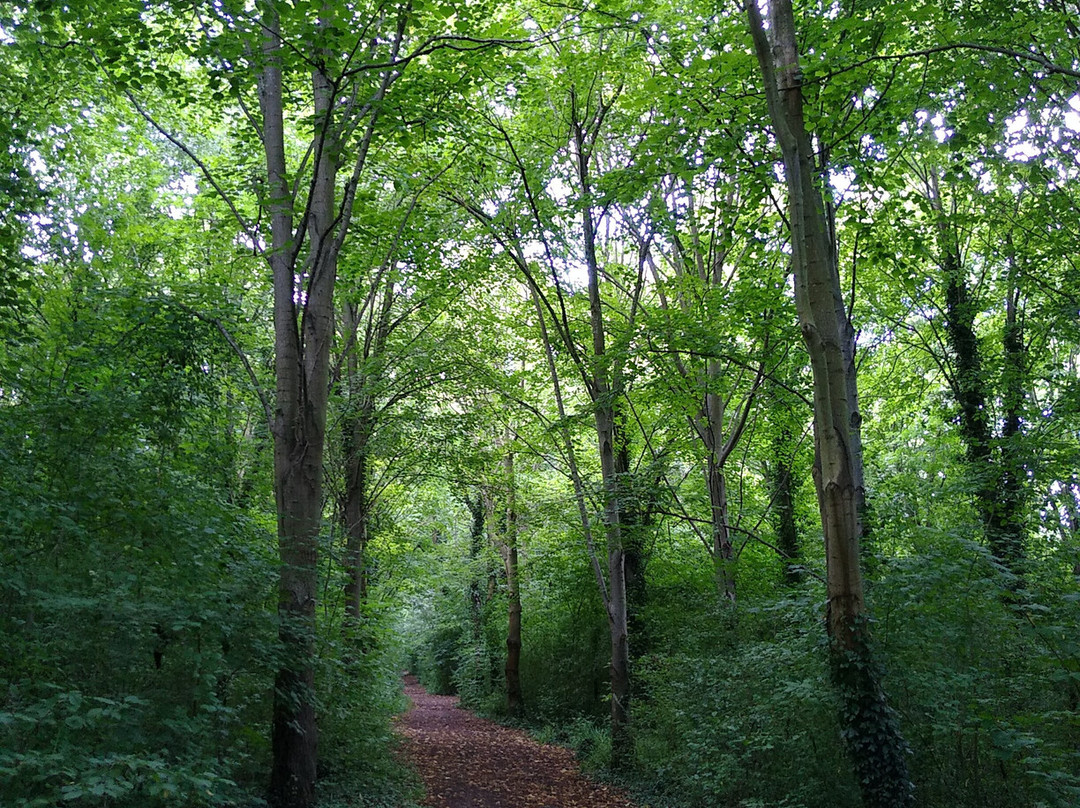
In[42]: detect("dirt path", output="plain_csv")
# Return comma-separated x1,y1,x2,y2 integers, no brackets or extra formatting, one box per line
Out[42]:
396,675,637,808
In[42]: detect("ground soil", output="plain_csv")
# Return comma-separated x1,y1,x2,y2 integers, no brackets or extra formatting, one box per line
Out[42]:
396,675,637,808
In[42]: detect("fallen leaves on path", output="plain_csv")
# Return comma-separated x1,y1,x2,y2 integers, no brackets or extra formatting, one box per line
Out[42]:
396,675,637,808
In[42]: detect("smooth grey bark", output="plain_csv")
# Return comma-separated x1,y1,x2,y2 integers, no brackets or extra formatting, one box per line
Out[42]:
746,2,914,806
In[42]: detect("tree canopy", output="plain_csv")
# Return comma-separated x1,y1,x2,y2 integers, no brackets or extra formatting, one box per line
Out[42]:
2,1,1079,807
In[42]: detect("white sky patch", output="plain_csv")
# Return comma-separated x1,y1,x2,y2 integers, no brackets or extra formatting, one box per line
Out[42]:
1006,110,1029,135
1005,141,1041,162
830,166,855,198
522,240,545,261
28,149,47,176
235,232,264,254
1066,94,1080,132
930,112,952,143
560,259,589,289
545,176,572,203
522,239,589,289
165,173,199,219
913,110,953,143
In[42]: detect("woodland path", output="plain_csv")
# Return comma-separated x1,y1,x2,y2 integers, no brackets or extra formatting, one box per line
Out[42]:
396,675,638,808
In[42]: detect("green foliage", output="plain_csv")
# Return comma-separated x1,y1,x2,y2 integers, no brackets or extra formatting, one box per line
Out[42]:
404,544,507,710
830,627,915,808
628,592,862,808
314,604,423,808
0,406,279,807
872,537,1080,807
6,2,1080,807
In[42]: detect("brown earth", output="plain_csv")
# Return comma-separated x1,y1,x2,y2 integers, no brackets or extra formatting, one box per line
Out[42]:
396,675,638,808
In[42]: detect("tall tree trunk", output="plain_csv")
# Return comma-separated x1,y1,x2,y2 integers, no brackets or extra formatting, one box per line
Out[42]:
467,493,487,698
341,271,395,624
646,206,759,603
260,7,335,805
704,375,736,601
999,238,1027,564
614,407,652,684
932,181,997,539
931,180,1025,568
573,101,632,769
747,3,914,806
502,441,523,717
824,173,868,544
767,426,802,585
342,402,373,622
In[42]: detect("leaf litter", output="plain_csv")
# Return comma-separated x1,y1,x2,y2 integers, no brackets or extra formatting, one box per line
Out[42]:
397,675,638,808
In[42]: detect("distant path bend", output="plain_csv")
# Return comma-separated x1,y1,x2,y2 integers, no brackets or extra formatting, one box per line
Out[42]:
396,675,637,808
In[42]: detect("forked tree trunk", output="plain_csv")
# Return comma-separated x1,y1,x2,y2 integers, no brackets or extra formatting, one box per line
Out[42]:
255,7,404,800
575,128,633,771
646,212,758,603
747,2,914,806
260,7,332,805
570,90,633,769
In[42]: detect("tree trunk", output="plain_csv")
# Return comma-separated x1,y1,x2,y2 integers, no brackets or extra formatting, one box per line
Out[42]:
747,3,914,805
614,405,652,686
647,201,757,604
704,377,736,601
467,493,487,698
502,443,523,718
998,238,1027,564
768,427,802,585
261,5,348,802
341,271,395,625
342,403,372,622
573,107,633,768
824,178,868,544
933,182,997,539
260,8,328,805
932,180,1025,568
